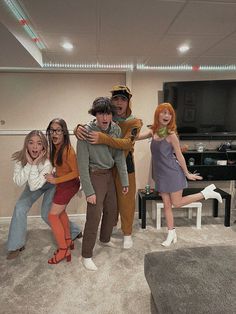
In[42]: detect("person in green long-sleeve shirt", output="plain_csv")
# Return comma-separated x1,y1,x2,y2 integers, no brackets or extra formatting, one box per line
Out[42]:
77,97,129,271
75,86,143,250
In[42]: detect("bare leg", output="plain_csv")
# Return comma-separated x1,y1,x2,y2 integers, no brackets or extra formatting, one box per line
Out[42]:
170,191,203,208
160,193,177,247
160,193,174,229
171,184,222,207
49,203,66,216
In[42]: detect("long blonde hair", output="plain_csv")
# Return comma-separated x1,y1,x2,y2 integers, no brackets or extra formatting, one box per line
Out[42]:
151,103,177,134
12,130,48,166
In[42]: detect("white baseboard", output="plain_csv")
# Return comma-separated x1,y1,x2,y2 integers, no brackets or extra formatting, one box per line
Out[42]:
0,213,86,223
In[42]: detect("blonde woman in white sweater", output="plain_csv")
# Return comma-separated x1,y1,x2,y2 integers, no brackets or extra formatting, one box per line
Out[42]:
7,130,81,260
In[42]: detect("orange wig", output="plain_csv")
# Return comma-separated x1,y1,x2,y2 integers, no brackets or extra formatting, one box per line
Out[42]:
151,102,177,134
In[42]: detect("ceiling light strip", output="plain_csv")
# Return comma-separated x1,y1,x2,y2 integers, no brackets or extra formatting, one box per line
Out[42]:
43,62,134,71
137,64,193,71
4,0,46,49
199,65,236,71
137,64,236,71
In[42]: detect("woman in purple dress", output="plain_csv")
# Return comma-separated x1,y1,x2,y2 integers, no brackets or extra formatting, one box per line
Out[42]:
138,103,222,246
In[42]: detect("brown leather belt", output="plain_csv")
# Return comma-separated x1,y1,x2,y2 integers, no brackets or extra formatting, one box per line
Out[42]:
90,168,112,175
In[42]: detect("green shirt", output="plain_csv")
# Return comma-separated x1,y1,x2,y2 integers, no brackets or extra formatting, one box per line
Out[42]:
77,120,128,196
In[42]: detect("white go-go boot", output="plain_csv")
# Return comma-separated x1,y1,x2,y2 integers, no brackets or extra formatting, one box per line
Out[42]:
161,229,177,247
201,184,222,203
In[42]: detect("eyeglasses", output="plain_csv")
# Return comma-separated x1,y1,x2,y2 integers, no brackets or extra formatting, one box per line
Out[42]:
49,128,63,135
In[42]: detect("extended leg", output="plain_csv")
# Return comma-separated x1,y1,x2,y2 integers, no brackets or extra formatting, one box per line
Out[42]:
7,185,43,252
171,184,222,208
48,203,71,264
41,182,81,239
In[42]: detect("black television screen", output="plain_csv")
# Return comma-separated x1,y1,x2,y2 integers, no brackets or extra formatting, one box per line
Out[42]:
163,80,236,139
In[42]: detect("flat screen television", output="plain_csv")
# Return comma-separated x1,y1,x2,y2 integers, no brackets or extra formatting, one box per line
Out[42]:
163,80,236,140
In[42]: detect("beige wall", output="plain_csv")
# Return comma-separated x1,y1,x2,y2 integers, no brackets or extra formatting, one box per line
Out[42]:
1,70,235,217
0,72,125,129
0,72,125,217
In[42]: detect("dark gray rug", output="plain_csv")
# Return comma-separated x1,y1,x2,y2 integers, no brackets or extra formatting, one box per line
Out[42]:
145,246,236,314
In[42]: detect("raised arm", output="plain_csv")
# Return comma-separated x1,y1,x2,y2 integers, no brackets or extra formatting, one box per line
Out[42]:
28,159,53,191
87,119,143,150
170,133,202,181
90,133,134,150
13,161,31,186
136,129,153,140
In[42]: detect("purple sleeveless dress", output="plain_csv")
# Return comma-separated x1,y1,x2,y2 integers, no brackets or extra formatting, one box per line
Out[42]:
151,138,187,193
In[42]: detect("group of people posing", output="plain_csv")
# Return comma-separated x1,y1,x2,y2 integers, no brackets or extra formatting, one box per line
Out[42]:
6,85,223,271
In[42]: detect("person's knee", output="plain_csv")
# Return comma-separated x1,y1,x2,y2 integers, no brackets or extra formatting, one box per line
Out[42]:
48,213,56,223
14,201,30,217
171,200,181,208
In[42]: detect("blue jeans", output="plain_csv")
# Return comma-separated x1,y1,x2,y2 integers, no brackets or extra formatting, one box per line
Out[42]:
7,182,81,251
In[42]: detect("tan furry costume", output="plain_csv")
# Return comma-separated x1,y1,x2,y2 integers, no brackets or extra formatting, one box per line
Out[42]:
95,87,142,235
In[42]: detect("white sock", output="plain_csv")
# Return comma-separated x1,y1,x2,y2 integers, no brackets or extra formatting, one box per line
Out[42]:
123,235,133,249
82,257,97,271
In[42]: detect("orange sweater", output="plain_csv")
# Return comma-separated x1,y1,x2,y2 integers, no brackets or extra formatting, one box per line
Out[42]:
54,145,79,184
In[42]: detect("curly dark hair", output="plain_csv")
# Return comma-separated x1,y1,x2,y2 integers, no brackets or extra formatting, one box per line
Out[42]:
88,97,116,116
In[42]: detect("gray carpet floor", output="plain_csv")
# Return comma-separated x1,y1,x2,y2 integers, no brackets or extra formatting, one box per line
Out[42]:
1,211,236,314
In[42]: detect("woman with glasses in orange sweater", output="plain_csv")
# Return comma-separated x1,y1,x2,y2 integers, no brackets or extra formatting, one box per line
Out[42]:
45,118,80,264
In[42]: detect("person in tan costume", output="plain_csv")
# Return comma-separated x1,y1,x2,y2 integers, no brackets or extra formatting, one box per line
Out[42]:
75,85,142,248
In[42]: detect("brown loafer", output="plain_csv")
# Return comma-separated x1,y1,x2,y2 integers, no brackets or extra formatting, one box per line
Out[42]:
6,246,25,260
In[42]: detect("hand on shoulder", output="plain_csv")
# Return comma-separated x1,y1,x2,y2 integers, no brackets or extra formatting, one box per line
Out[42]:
75,124,89,140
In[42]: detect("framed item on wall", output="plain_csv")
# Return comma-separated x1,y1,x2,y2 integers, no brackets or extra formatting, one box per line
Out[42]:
184,91,196,106
183,107,196,122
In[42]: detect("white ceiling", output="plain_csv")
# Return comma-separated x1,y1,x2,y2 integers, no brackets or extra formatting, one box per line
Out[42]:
0,0,236,69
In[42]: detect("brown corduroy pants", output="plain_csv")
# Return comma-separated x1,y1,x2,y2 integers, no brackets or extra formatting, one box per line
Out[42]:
82,169,117,258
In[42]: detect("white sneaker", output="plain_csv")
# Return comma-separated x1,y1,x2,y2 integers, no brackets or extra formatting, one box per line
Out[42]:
82,257,97,271
99,240,117,248
123,235,133,249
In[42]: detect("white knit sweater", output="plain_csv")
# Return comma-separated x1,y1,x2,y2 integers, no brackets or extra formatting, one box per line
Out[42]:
13,159,53,191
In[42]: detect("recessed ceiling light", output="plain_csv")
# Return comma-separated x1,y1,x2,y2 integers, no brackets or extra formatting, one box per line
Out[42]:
62,42,73,50
178,45,190,53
